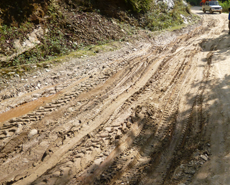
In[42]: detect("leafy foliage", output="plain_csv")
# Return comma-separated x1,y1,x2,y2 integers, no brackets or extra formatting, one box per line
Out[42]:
125,0,153,13
219,0,230,12
144,0,188,31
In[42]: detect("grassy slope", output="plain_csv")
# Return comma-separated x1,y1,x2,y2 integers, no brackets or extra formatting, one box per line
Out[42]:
0,0,195,74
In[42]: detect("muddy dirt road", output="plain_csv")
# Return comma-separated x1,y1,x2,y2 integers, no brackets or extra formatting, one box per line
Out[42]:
0,7,230,185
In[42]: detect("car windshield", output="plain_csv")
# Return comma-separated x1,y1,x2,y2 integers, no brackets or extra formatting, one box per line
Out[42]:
209,2,219,5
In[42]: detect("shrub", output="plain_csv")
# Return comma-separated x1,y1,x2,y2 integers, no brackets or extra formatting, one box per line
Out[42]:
144,0,187,31
219,0,230,12
125,0,153,13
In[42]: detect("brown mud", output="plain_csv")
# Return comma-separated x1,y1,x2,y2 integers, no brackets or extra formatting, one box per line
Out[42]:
0,7,230,185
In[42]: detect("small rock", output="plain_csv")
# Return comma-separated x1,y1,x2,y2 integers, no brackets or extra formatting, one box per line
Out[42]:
44,64,50,68
200,154,208,161
80,149,86,154
116,129,122,136
67,107,74,113
9,118,17,123
184,166,196,174
7,72,15,75
53,171,61,177
0,134,7,139
99,132,109,138
32,94,40,98
111,123,120,127
76,153,84,158
28,129,38,138
104,127,113,133
22,158,29,163
49,90,56,94
126,122,132,128
104,152,110,156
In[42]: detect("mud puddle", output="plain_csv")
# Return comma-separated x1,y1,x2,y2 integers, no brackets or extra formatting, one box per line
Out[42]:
0,94,58,124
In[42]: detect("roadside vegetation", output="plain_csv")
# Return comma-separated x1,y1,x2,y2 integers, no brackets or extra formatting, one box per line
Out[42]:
219,0,230,12
0,0,195,73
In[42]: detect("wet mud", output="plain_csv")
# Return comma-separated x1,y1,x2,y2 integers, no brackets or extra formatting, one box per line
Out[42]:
0,7,230,185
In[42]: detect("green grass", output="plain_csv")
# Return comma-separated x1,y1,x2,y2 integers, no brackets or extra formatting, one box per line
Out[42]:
0,40,124,78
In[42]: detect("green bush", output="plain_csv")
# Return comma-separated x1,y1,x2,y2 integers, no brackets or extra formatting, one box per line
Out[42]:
144,0,187,31
125,0,153,13
219,0,230,12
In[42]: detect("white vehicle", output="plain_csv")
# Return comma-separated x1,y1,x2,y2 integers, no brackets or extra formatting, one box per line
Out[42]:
202,0,222,14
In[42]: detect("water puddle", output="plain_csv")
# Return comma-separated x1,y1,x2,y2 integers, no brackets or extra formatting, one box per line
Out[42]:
0,94,57,124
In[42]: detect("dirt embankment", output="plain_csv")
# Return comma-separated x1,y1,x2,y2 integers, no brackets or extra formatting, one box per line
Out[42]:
0,0,192,71
0,0,130,68
1,6,230,185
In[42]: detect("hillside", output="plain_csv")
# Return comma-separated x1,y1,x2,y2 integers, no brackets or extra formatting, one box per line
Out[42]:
0,0,194,74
